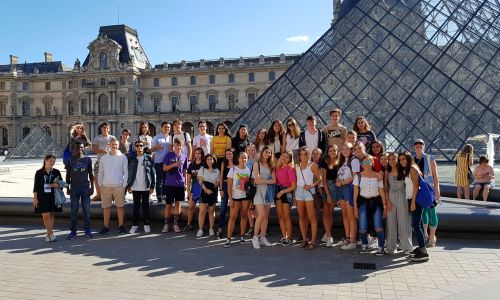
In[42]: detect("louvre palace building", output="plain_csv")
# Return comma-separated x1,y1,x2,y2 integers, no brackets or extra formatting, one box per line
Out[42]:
0,24,300,151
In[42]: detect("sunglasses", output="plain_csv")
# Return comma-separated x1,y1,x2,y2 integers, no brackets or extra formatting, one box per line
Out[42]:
135,145,144,148
287,123,294,127
414,142,424,146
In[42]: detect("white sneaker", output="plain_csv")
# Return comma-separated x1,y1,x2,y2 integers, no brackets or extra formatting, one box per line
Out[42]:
196,229,203,238
129,226,139,234
326,237,334,248
341,242,357,250
45,235,51,243
209,228,215,236
49,234,56,242
252,236,260,249
144,225,151,233
320,234,328,243
162,224,170,233
356,239,362,246
259,236,272,247
173,224,181,233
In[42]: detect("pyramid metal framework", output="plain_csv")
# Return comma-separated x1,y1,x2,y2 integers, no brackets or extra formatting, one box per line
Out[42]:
7,126,64,159
231,0,500,161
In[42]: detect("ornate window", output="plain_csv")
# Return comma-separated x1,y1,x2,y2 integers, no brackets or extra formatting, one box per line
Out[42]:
119,97,126,113
22,82,29,91
208,94,217,111
171,77,178,86
22,100,30,116
0,101,6,116
68,80,73,89
68,100,74,115
189,95,198,111
228,93,237,110
81,79,86,88
0,82,5,90
45,82,51,91
170,95,179,112
248,92,256,106
153,97,161,113
98,94,108,114
268,71,276,81
153,78,160,87
248,72,255,82
99,52,108,68
100,78,106,86
190,76,196,85
209,74,216,84
44,100,52,116
228,73,235,83
81,98,88,114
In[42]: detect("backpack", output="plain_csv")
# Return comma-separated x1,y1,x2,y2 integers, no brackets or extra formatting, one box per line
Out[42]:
171,132,189,146
63,143,72,167
416,176,435,208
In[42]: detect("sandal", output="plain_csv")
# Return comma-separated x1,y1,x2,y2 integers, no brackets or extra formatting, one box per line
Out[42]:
299,240,309,248
305,242,317,250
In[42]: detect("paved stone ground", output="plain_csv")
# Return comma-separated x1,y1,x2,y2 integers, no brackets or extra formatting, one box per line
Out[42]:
1,221,500,300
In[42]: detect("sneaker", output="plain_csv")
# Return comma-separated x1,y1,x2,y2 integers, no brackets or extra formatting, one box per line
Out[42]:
196,229,203,238
427,236,437,247
66,231,77,240
239,236,246,244
216,228,223,239
321,234,328,243
183,225,194,232
411,251,430,262
118,226,127,235
162,224,170,233
252,236,260,249
376,247,385,256
224,238,231,248
99,227,110,235
341,242,357,250
326,237,334,248
49,234,56,242
369,238,378,249
278,237,286,245
45,235,51,243
260,237,272,247
209,228,215,236
173,224,181,233
403,250,411,256
84,229,93,238
245,227,254,236
360,245,369,254
282,238,293,246
129,226,139,234
409,247,421,257
144,225,151,233
356,239,362,246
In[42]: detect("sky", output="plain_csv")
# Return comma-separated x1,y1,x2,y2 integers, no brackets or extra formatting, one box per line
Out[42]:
0,0,333,66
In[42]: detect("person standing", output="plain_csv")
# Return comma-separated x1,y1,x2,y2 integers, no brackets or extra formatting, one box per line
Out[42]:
151,122,172,203
232,124,251,157
322,109,347,151
119,129,131,156
320,145,340,247
69,122,91,154
193,121,212,157
170,119,193,161
267,120,286,160
162,138,189,233
353,117,376,154
196,154,220,237
217,149,235,239
66,142,94,240
33,154,63,242
211,123,232,169
185,147,205,231
92,123,116,201
274,150,297,245
127,140,155,234
134,122,153,154
455,144,474,199
299,115,327,153
284,118,301,164
413,139,440,247
98,138,128,235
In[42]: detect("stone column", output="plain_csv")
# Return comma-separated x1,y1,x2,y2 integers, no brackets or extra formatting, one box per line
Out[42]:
108,91,112,112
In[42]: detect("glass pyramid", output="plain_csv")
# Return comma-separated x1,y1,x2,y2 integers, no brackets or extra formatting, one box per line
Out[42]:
232,0,499,161
7,126,64,159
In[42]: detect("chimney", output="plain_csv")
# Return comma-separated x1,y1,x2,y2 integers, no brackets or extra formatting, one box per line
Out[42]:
44,52,53,63
9,55,18,65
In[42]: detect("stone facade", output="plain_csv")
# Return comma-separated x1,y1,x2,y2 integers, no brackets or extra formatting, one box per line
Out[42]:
0,25,299,151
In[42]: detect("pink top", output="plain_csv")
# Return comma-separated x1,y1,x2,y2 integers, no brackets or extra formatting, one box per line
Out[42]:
275,165,297,187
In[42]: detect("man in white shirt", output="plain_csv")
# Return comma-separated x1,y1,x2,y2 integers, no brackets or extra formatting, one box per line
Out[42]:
170,119,193,161
91,123,116,201
151,121,171,203
193,120,212,157
98,138,128,235
299,115,327,152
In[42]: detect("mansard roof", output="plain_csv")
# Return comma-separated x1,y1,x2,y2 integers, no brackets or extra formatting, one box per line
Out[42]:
0,61,64,74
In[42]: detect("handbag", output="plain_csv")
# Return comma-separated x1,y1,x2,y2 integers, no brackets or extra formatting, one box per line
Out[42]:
245,163,257,201
299,163,322,205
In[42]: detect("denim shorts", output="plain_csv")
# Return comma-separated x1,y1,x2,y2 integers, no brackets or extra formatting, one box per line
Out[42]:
275,185,294,205
337,184,354,206
295,186,314,201
325,180,340,202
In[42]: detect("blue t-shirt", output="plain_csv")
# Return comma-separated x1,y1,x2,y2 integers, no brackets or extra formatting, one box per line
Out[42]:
163,152,188,187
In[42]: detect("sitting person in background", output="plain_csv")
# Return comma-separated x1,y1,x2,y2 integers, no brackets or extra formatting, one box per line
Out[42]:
473,155,495,201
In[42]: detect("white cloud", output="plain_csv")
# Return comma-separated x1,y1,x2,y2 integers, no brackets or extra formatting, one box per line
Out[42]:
285,35,310,43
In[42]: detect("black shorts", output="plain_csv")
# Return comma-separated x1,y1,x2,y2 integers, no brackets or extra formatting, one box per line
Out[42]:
164,186,185,204
232,197,249,202
275,185,293,206
201,182,217,206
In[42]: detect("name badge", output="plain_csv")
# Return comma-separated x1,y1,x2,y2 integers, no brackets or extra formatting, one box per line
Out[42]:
44,184,51,193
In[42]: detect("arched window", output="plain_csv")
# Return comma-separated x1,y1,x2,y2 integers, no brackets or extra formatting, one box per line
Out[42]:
119,96,126,113
1,127,8,146
98,94,108,114
99,52,108,68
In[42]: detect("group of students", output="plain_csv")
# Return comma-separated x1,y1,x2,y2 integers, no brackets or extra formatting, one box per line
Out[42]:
33,109,446,262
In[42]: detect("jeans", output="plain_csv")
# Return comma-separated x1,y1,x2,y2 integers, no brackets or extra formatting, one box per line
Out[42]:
132,191,150,226
218,181,229,229
154,163,165,200
358,197,385,248
70,186,91,232
412,202,426,248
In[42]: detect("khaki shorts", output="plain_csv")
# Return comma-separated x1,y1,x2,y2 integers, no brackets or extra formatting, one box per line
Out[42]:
100,186,126,208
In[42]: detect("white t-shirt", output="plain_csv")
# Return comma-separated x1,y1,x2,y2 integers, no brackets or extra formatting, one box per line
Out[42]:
172,132,192,156
193,134,212,155
286,134,299,151
305,129,318,150
131,155,147,191
337,157,360,181
92,135,116,159
198,167,220,185
227,166,251,199
353,174,383,198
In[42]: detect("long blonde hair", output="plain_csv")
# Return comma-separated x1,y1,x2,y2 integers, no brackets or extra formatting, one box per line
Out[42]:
276,150,294,169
